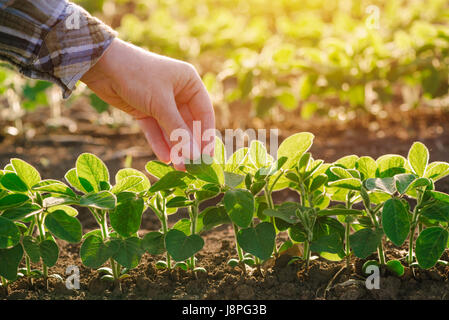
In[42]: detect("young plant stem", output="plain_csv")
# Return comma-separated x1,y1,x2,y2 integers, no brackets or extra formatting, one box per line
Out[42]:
232,223,246,274
344,194,353,270
0,276,8,295
365,203,386,265
25,219,36,278
35,213,48,280
160,208,172,270
345,222,351,268
377,240,386,265
264,185,278,255
408,190,424,266
110,259,120,279
189,202,199,270
303,239,311,271
98,210,121,282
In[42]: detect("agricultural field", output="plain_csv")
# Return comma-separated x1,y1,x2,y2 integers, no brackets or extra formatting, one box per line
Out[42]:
1,0,449,302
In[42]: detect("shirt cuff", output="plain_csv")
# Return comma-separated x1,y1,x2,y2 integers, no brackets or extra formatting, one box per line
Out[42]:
25,2,117,98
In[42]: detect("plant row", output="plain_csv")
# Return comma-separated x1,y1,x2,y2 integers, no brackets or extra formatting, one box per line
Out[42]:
2,0,448,120
0,132,449,290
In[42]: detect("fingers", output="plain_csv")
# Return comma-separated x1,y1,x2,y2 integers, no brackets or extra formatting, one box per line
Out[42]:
137,117,171,164
154,95,201,169
177,79,216,157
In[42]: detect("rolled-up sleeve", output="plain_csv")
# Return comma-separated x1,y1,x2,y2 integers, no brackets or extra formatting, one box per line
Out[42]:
0,0,117,98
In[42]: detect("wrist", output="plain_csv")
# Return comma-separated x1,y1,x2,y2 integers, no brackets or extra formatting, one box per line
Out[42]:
81,38,125,86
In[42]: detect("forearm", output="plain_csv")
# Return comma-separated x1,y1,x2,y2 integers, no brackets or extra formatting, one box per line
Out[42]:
0,0,116,98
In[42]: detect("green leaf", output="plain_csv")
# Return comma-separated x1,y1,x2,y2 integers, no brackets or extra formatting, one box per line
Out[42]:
185,155,224,185
81,235,118,269
89,92,109,113
424,162,449,182
311,233,345,256
110,193,144,237
420,200,449,223
240,70,253,98
0,243,23,281
0,194,30,210
335,155,359,169
382,199,410,246
22,236,41,263
227,259,239,267
43,196,77,208
376,155,406,178
356,156,377,180
386,260,405,276
428,191,449,204
199,206,231,231
32,180,77,198
2,203,41,221
349,228,383,259
11,158,41,189
40,240,59,267
394,174,417,195
112,237,144,269
82,229,102,240
415,227,448,269
111,176,144,194
115,168,150,193
142,232,165,255
249,140,268,169
166,196,194,208
301,102,317,120
317,208,363,217
213,136,226,168
277,132,314,170
45,209,83,243
362,260,380,274
223,189,254,228
277,91,297,110
149,171,191,192
330,167,353,179
172,218,191,235
79,191,116,210
65,168,86,193
299,74,314,100
195,184,221,202
47,205,78,217
310,174,328,192
328,178,361,191
165,229,204,261
225,148,248,173
288,223,307,242
270,132,314,191
263,202,301,224
365,177,396,194
237,222,275,261
145,161,174,179
0,216,21,249
224,171,245,188
76,153,109,192
0,172,28,192
408,142,429,177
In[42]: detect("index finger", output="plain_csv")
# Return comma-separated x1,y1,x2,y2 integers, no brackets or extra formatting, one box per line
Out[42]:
184,84,216,157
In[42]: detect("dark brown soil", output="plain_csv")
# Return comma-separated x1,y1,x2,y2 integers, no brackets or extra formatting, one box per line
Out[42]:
1,103,449,300
2,229,449,300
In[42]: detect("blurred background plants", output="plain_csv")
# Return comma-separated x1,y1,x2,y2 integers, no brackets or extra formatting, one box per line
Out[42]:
1,0,449,133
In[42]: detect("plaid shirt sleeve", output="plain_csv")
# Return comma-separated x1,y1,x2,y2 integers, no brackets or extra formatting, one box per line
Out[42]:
0,0,117,98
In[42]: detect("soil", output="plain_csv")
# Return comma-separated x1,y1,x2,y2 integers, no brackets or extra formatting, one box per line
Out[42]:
1,102,449,300
2,231,449,300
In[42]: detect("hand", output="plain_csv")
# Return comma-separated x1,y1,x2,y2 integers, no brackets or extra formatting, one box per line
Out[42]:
81,38,215,170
